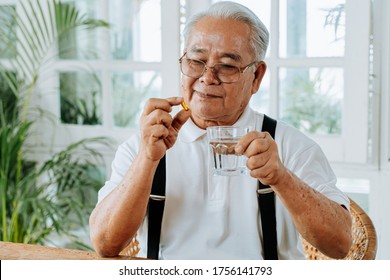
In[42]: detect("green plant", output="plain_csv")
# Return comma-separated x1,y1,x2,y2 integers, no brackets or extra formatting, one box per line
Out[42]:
113,72,159,127
60,72,102,125
0,0,110,248
0,71,18,120
0,107,109,244
281,70,342,135
60,90,101,125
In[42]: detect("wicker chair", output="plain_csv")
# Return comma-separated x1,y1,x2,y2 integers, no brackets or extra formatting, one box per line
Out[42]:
120,232,141,257
121,198,377,260
303,198,377,260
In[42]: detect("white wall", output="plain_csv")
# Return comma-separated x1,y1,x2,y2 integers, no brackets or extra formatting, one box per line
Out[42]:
370,168,390,259
372,0,390,260
331,163,390,260
346,0,390,260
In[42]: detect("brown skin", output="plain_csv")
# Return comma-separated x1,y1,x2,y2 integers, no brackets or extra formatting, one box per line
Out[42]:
89,17,352,258
181,18,265,129
89,97,191,256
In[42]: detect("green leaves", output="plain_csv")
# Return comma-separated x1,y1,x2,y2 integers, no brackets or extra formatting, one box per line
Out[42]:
0,0,110,247
1,0,108,94
0,105,112,244
280,70,342,135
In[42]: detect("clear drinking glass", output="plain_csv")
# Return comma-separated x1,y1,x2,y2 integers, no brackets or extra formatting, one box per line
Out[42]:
207,126,251,176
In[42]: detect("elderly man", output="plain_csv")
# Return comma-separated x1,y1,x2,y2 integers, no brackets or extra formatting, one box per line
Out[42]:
89,1,352,260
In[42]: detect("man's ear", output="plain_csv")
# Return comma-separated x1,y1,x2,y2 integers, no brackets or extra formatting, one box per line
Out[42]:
251,61,267,94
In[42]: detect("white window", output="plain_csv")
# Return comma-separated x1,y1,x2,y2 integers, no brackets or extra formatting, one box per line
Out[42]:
207,0,371,164
2,0,372,166
0,0,183,175
2,0,390,259
48,0,180,140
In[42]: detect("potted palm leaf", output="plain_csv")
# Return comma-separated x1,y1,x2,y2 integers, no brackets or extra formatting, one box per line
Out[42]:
0,0,110,249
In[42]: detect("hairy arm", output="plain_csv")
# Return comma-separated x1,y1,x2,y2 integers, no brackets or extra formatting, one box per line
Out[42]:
89,153,158,257
89,97,191,257
237,131,352,259
272,169,352,258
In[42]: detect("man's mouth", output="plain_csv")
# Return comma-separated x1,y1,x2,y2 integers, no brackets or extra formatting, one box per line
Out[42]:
194,91,222,99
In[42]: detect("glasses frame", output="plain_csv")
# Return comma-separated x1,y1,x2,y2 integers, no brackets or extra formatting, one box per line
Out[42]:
178,52,257,84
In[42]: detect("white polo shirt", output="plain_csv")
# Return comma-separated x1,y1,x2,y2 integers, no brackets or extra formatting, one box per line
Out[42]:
98,106,349,260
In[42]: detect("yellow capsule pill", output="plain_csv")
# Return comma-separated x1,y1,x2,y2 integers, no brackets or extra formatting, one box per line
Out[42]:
181,101,189,111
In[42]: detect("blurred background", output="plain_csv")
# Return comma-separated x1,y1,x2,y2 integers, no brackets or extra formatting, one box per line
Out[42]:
0,0,389,259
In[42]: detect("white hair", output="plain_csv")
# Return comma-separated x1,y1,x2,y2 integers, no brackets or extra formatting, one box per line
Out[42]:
183,1,269,60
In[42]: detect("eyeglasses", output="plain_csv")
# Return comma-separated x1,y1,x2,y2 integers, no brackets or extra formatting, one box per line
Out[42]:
179,52,257,83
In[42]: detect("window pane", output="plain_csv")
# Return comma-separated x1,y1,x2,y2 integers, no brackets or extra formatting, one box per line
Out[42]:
110,0,161,61
112,71,162,127
249,70,270,115
279,67,343,135
58,0,100,60
0,71,17,119
0,5,16,59
280,0,345,57
60,72,102,125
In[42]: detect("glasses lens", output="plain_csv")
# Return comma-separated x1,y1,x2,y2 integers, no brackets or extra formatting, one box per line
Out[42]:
181,59,205,78
179,56,241,83
214,64,240,83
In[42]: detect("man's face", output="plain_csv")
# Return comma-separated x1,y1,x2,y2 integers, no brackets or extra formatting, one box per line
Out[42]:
181,17,266,129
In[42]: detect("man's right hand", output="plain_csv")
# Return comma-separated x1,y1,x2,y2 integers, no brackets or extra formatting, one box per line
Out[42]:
139,97,191,161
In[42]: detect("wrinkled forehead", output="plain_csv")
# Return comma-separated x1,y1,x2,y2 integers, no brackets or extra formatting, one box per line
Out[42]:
187,45,244,63
185,17,253,62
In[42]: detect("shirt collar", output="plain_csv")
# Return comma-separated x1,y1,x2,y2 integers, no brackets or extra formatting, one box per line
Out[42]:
179,106,256,143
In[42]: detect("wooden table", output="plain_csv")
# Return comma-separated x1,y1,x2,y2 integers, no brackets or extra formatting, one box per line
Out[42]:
0,241,140,260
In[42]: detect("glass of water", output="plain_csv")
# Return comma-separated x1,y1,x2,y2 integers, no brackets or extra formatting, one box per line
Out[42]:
207,126,251,176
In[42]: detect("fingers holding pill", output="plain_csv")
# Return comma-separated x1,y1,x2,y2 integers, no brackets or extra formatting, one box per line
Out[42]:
140,97,191,161
181,101,189,111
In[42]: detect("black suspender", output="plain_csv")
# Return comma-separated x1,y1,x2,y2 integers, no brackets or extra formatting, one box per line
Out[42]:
258,115,278,260
147,115,278,259
147,155,166,259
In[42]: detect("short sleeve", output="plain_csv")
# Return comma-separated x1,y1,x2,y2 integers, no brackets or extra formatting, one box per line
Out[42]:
97,133,141,204
277,122,350,211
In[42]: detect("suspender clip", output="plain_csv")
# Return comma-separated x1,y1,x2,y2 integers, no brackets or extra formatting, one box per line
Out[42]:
257,188,274,195
150,194,166,201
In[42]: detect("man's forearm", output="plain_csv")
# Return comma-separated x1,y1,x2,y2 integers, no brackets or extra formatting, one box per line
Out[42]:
272,169,352,259
89,154,159,257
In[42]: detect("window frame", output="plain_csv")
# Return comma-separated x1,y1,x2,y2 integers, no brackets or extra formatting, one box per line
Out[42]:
0,0,183,175
0,0,375,165
2,0,390,259
201,0,371,164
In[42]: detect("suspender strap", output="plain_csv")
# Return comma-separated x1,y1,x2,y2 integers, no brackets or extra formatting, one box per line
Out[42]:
147,115,278,259
147,155,166,259
258,115,278,260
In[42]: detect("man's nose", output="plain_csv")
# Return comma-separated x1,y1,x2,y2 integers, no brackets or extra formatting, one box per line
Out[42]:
199,66,220,84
